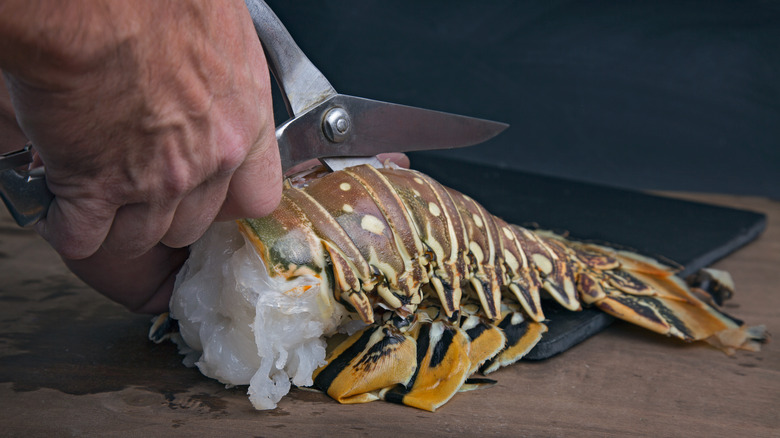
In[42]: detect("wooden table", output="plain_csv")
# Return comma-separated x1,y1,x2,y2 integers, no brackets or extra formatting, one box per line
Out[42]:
1,193,777,437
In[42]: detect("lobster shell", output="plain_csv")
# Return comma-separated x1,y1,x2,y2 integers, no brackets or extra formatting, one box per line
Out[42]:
233,164,765,411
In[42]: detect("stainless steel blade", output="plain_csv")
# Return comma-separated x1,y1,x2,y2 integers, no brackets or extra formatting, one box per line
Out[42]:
276,94,508,172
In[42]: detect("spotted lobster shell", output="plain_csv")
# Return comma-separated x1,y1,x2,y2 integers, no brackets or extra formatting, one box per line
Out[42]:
236,164,764,411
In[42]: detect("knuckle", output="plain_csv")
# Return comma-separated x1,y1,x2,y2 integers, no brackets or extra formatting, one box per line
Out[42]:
217,134,251,175
161,158,196,198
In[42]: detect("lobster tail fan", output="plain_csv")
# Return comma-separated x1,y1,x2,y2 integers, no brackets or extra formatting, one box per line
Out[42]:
560,240,768,354
623,266,767,353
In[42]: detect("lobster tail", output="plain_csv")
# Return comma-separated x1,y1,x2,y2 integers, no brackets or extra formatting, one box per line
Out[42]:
174,164,765,411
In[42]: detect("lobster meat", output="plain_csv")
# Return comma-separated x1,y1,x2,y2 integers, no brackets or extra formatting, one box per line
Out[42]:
160,163,765,411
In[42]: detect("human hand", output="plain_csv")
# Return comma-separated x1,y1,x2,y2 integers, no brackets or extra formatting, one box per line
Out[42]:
1,0,281,260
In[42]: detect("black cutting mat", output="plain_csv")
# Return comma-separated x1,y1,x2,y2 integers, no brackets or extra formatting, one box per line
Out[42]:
409,154,767,359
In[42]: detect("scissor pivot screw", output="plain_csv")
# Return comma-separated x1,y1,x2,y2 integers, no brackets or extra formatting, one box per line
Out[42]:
323,108,351,143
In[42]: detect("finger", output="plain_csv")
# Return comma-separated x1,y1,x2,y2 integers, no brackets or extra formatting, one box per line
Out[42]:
284,158,324,176
126,245,188,314
160,176,231,248
376,152,410,168
101,201,176,259
35,196,115,260
132,264,181,314
216,132,283,221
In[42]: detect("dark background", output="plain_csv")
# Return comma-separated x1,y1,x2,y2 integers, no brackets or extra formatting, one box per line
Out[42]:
266,0,779,199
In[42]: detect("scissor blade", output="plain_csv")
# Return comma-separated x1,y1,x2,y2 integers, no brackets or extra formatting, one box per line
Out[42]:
276,94,508,172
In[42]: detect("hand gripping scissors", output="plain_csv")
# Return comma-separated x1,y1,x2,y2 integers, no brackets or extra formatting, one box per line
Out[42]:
0,0,507,227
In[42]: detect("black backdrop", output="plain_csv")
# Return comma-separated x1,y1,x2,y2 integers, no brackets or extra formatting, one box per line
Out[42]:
265,0,780,199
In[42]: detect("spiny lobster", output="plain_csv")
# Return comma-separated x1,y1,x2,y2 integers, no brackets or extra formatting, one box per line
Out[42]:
161,163,765,412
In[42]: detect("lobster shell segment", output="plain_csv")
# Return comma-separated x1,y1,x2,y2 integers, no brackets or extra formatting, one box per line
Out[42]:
380,168,470,317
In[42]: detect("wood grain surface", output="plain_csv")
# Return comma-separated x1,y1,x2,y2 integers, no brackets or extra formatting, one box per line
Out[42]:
0,192,777,437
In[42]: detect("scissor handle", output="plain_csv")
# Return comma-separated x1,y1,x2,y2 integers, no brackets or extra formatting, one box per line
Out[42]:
0,166,51,227
0,145,51,227
244,0,337,116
